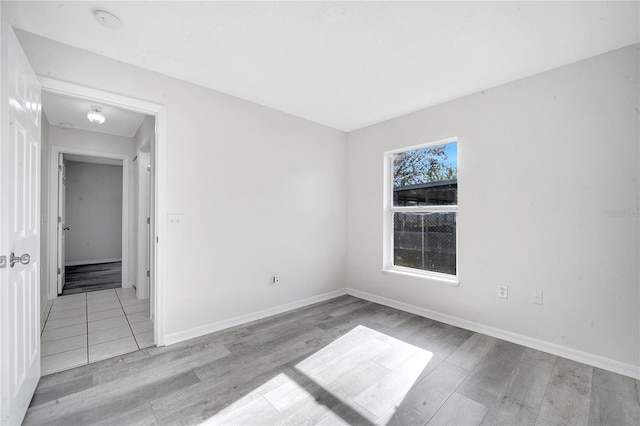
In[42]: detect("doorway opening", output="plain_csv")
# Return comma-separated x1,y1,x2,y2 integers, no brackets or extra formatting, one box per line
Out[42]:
38,78,166,373
56,153,126,296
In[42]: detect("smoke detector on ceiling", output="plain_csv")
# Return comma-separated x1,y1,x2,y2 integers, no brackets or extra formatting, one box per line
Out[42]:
325,6,345,23
92,8,121,29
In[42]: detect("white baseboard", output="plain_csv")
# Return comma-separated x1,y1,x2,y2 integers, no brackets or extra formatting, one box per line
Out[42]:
346,288,640,380
163,289,348,346
65,258,122,266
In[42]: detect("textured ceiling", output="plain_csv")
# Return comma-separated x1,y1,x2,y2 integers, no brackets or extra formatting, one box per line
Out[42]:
4,1,639,131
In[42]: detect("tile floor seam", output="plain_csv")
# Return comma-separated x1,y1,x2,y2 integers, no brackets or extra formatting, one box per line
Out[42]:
89,326,133,347
41,343,88,359
115,289,142,351
41,330,88,343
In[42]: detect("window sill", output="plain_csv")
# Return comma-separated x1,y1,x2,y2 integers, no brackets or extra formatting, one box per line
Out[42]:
381,267,460,287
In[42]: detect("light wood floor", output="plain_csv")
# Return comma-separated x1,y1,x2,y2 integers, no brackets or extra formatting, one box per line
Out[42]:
24,296,640,425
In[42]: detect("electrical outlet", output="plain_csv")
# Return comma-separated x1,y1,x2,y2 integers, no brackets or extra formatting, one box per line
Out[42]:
533,291,543,304
168,214,182,229
497,285,508,298
272,274,280,284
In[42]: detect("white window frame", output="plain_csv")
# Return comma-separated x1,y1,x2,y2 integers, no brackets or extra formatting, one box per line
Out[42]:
383,137,459,285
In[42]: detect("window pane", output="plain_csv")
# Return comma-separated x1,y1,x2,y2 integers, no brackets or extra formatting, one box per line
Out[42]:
393,212,456,275
393,142,457,206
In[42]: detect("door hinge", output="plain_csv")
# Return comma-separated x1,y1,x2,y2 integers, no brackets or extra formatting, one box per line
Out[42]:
57,267,61,274
58,216,62,224
0,256,6,269
147,217,150,224
58,165,62,171
146,270,150,277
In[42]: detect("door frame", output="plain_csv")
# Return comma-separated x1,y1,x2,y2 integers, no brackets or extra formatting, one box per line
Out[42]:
49,148,130,295
40,77,167,346
135,149,151,300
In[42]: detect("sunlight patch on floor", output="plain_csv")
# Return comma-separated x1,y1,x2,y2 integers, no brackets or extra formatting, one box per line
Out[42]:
296,325,434,422
200,325,433,425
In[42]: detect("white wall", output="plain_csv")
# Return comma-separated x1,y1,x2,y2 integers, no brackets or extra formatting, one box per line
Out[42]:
49,126,134,156
64,161,123,264
16,30,347,338
347,44,639,371
134,116,155,153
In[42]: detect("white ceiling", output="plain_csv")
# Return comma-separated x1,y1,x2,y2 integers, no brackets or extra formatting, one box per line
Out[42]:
65,153,123,166
5,1,639,131
42,91,147,137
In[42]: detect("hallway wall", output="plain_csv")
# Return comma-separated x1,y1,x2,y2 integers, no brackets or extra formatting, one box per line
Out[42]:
64,161,123,265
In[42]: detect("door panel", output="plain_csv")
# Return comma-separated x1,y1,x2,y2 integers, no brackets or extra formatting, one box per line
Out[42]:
0,23,41,425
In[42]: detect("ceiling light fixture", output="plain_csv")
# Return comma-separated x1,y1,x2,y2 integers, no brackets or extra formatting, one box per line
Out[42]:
92,8,121,29
87,106,106,124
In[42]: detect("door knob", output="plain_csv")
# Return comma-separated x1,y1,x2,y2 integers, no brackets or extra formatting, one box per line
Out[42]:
9,252,30,267
63,226,70,231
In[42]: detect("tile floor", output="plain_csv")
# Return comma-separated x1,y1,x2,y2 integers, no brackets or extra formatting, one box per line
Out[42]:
40,287,153,375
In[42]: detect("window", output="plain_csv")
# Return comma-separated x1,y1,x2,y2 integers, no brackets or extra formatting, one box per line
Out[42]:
384,138,458,282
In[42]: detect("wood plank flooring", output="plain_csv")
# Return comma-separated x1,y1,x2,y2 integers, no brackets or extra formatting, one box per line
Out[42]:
24,296,640,425
63,262,122,295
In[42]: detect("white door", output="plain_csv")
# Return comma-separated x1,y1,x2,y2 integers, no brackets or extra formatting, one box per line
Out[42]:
0,23,42,425
56,153,66,294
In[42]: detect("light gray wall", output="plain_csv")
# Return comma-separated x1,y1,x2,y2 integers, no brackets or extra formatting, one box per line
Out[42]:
48,126,134,156
17,30,348,338
347,44,639,370
64,161,123,264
